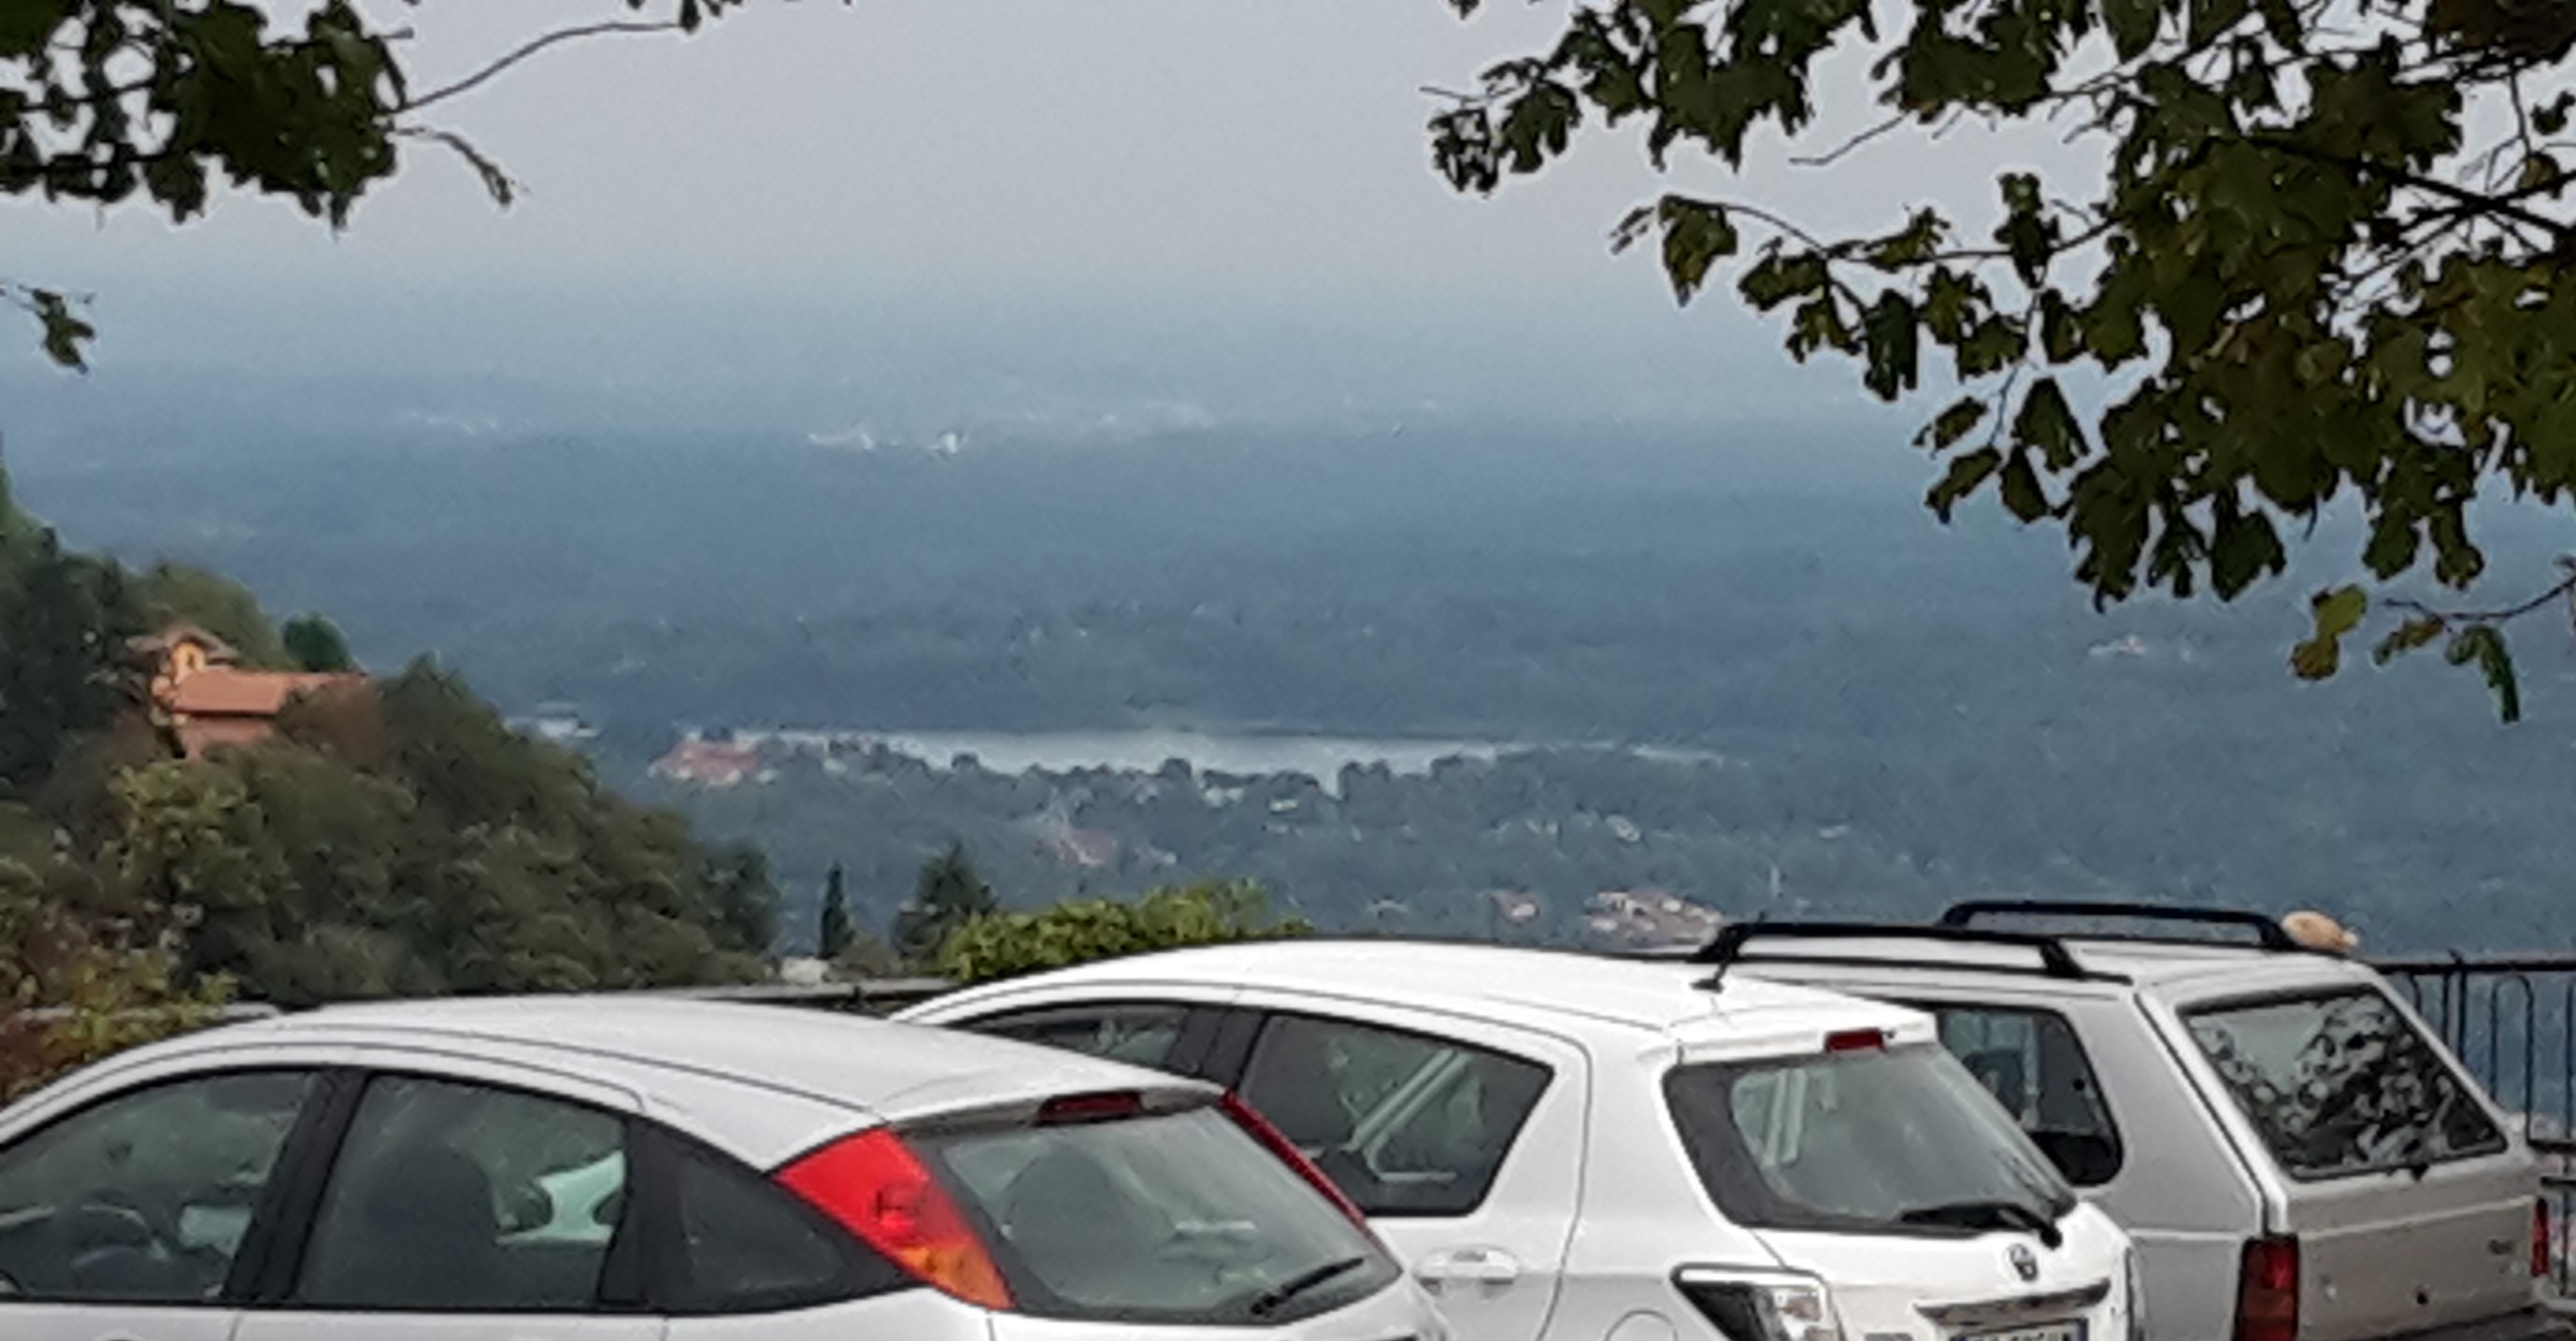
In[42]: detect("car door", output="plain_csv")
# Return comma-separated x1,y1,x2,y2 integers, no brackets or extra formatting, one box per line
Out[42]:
232,1068,666,1341
948,999,1232,1079
0,1066,320,1341
1215,1000,1585,1341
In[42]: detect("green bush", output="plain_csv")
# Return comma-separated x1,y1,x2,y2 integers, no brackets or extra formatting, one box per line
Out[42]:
937,879,1309,986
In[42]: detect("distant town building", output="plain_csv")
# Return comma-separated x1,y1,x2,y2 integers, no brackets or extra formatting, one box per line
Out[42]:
136,624,369,760
651,737,764,788
1583,887,1724,949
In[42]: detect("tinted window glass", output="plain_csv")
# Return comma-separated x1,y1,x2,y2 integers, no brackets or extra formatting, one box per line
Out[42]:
968,1004,1189,1070
915,1103,1398,1325
2186,990,2506,1180
1237,1013,1549,1216
665,1141,901,1315
0,1070,311,1305
1933,1005,2125,1186
298,1076,627,1312
1665,1042,2075,1237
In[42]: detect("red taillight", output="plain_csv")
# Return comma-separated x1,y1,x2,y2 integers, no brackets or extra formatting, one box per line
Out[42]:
1038,1090,1143,1125
775,1129,1013,1310
1219,1091,1374,1232
2535,1199,2553,1279
2235,1235,2299,1341
1825,1028,1886,1052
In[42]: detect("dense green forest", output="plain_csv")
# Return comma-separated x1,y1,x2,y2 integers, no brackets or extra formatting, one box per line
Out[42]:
0,462,774,1064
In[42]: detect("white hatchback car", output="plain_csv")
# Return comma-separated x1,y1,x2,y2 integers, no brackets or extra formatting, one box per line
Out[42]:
903,939,2142,1341
0,996,1444,1341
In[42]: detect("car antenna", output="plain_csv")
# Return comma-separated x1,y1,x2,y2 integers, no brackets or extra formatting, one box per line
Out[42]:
1695,916,1761,995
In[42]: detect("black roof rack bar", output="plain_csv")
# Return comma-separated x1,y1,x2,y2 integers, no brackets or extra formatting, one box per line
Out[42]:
1690,949,2133,988
1937,899,2299,951
1692,921,2094,979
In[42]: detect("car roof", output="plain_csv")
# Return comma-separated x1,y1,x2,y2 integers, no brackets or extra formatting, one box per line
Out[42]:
920,937,1908,1041
236,993,1203,1120
1721,933,2384,1000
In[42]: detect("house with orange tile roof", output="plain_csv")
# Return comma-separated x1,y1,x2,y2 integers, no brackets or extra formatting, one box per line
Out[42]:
136,624,368,760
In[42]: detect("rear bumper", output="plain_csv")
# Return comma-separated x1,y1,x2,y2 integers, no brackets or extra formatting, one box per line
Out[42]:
2379,1306,2576,1341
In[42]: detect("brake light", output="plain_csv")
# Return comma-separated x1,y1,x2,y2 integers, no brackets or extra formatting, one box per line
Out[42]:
1824,1028,1885,1053
1219,1091,1373,1232
2536,1198,2553,1280
775,1129,1012,1310
2234,1236,2299,1341
1038,1091,1143,1124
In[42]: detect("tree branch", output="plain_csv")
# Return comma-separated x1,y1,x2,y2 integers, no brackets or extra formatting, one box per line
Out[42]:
402,21,682,114
2383,567,2576,625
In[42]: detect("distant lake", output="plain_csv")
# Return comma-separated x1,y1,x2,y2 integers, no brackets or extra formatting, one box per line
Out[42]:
869,729,1723,790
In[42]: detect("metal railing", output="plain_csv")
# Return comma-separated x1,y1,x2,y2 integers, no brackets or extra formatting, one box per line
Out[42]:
2375,954,2576,1298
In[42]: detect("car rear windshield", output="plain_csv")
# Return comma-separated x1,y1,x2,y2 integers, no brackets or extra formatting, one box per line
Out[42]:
1664,1041,2077,1237
2183,989,2507,1180
910,1103,1400,1326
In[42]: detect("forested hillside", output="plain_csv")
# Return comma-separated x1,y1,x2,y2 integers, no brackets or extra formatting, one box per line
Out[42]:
0,461,773,1091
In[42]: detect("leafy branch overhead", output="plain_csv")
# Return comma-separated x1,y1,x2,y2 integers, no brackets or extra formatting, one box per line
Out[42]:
1433,0,2576,720
0,0,772,369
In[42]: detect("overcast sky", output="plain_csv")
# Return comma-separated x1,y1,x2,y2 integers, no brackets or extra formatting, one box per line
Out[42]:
0,1,2100,421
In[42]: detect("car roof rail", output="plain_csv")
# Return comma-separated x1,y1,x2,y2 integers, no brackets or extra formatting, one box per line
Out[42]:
1689,920,2101,982
1936,899,2302,951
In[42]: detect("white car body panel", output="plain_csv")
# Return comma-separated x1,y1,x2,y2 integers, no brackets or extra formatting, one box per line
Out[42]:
905,939,2140,1341
0,998,1443,1341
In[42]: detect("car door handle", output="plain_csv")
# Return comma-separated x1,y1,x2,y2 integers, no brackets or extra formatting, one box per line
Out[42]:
1416,1246,1523,1287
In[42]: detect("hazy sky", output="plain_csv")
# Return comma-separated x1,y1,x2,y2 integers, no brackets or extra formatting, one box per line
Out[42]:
1,1,2099,420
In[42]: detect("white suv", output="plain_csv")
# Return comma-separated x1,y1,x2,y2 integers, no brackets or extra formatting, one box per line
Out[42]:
1699,901,2568,1341
0,996,1443,1341
903,938,2141,1341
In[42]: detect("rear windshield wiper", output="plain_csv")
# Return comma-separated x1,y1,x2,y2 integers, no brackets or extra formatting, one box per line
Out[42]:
1896,1199,2066,1249
1248,1255,1369,1318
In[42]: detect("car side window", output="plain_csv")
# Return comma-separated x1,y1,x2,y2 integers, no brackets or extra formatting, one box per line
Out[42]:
296,1075,629,1312
1237,1013,1549,1217
663,1137,906,1315
964,1003,1193,1070
1931,1005,2125,1186
0,1069,314,1305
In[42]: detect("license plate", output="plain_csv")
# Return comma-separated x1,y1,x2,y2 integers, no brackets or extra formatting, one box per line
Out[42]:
1961,1322,2084,1341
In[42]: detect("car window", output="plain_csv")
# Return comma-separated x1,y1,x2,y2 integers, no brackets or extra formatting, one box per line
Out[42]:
664,1138,904,1315
0,1070,313,1305
297,1075,629,1312
1931,1005,2125,1186
1236,1013,1549,1217
965,1004,1192,1070
913,1101,1399,1325
1666,1041,2076,1237
2185,989,2506,1181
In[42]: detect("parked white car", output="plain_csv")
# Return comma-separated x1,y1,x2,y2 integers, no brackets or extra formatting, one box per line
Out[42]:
0,996,1444,1341
1699,901,2570,1341
903,938,2142,1341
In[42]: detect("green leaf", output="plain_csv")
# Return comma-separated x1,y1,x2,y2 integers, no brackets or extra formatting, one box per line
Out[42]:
1997,451,2049,521
2537,93,2575,138
2104,0,2160,59
2290,585,2367,679
1654,198,1740,306
2011,378,2084,469
2444,625,2521,723
0,1,68,59
2187,0,2249,46
2208,506,2284,598
1862,292,1920,400
1498,80,1581,173
1916,397,1988,453
30,289,93,371
1928,448,2003,521
2371,615,2446,664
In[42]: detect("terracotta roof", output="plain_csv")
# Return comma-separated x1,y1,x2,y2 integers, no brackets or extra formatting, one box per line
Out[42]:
163,669,365,718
